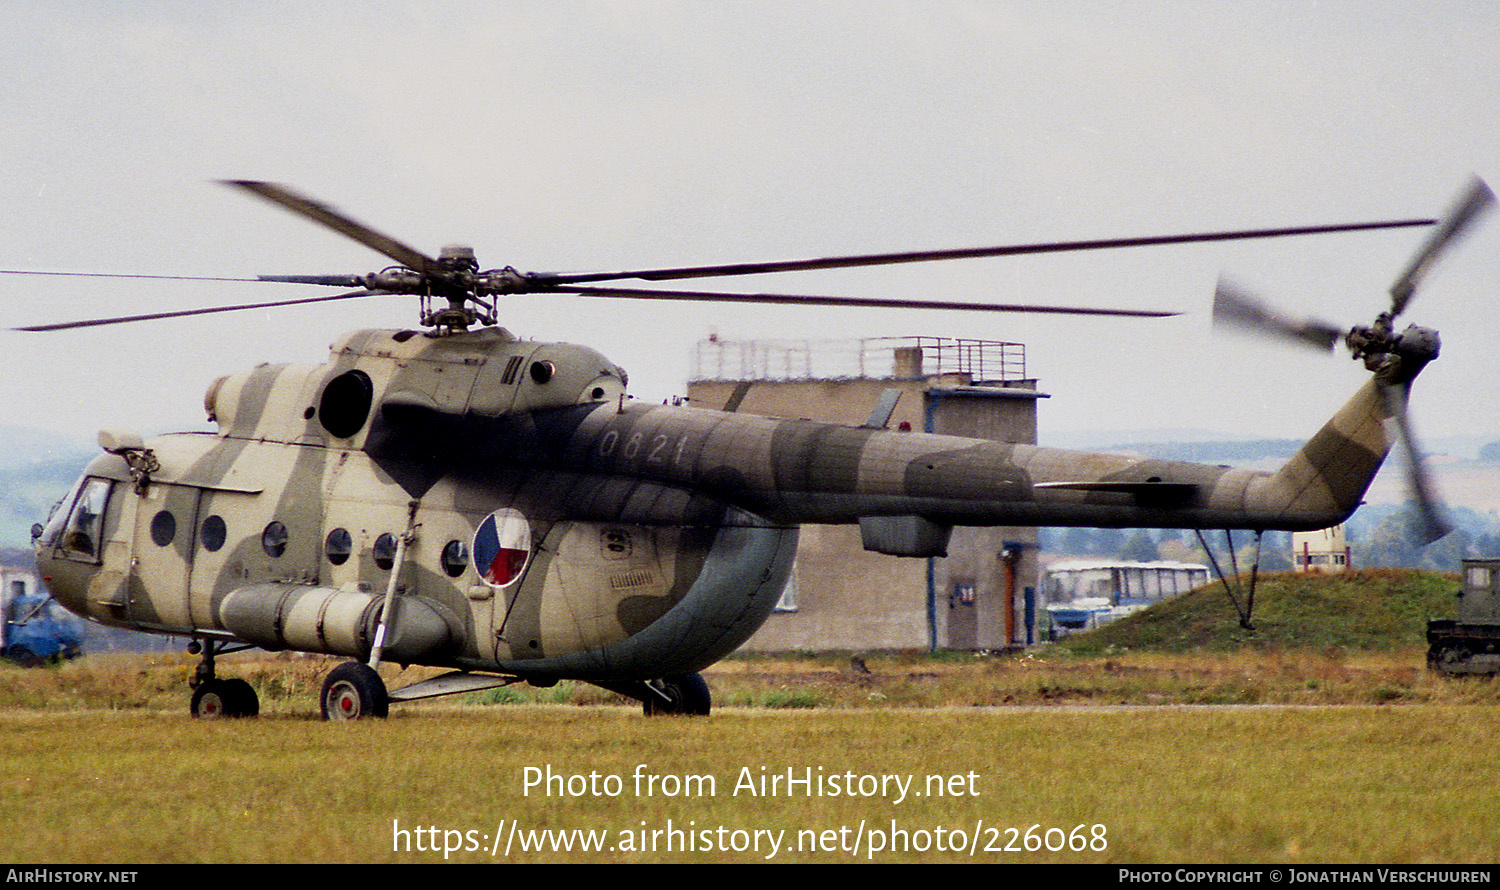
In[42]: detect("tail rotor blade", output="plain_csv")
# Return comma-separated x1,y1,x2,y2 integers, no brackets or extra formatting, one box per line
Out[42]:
1212,278,1345,351
1389,177,1494,318
1379,381,1453,546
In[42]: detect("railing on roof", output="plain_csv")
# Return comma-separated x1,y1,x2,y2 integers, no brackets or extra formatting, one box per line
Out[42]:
690,336,1026,383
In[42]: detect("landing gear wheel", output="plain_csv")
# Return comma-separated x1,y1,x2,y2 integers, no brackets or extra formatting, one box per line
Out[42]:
184,639,259,717
191,681,226,718
642,672,711,716
321,663,389,721
220,678,259,717
191,678,258,718
4,645,42,667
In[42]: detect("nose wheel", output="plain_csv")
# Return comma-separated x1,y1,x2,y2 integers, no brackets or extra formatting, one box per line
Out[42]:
190,678,259,718
187,639,259,718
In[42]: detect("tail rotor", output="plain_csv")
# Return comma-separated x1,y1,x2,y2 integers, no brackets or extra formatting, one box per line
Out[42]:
1212,178,1494,544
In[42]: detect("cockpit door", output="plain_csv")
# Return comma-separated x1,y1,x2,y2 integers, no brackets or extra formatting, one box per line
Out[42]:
129,483,204,632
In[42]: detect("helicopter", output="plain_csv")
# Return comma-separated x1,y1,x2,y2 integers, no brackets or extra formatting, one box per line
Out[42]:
14,178,1491,720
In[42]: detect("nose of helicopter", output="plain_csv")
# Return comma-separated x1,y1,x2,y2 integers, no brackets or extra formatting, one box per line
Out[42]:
31,553,97,624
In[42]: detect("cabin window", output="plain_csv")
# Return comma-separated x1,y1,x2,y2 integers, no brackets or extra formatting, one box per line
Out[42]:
441,540,469,578
318,370,374,438
325,528,352,565
36,485,76,550
56,477,113,563
150,510,176,547
373,533,398,571
261,521,289,558
201,515,228,552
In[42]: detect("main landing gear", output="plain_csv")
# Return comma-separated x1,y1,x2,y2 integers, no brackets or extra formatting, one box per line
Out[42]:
311,665,711,718
187,639,259,718
640,673,712,717
186,643,708,719
320,662,389,720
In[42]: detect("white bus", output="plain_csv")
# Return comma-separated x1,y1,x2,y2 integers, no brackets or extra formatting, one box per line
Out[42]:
1042,559,1210,636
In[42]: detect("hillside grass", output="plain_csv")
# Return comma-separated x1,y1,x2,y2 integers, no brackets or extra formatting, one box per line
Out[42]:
1050,568,1459,656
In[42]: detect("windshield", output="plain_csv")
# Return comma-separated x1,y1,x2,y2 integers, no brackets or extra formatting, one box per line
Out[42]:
52,477,114,563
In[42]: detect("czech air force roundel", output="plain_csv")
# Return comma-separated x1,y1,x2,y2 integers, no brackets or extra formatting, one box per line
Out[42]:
473,508,532,589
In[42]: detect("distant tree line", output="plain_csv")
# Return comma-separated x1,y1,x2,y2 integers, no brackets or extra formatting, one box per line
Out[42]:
1107,439,1303,462
1040,501,1500,574
1038,526,1294,572
1345,503,1500,571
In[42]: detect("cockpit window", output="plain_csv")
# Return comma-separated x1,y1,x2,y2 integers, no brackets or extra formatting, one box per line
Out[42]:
56,477,114,563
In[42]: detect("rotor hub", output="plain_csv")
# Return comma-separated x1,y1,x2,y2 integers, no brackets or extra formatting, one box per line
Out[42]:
1368,324,1440,384
438,244,478,272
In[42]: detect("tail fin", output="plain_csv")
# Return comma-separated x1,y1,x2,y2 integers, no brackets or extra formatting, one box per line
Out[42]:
1246,378,1395,530
1248,331,1438,530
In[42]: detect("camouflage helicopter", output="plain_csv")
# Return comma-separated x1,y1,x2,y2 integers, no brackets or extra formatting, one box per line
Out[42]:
14,179,1490,720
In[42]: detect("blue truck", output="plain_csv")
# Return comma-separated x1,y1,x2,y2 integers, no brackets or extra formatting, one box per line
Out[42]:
2,566,84,665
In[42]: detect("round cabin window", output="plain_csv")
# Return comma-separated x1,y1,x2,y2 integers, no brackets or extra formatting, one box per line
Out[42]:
261,521,289,558
325,528,352,565
150,510,176,547
441,540,470,578
373,533,398,571
201,515,228,552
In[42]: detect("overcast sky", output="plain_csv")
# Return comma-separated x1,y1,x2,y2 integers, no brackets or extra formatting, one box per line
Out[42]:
3,2,1497,452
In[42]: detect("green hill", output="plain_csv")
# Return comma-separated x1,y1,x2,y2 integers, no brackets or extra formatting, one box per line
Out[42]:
1054,569,1460,655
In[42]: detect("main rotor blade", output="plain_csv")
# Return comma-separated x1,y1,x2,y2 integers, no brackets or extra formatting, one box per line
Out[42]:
1211,278,1345,350
1379,381,1453,546
0,269,266,282
549,285,1178,317
536,219,1436,286
257,274,367,286
1389,177,1495,317
13,289,383,332
221,180,439,275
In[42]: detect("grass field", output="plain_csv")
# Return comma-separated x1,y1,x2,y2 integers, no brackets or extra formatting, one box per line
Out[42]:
2,569,1495,864
2,647,1499,864
2,703,1497,863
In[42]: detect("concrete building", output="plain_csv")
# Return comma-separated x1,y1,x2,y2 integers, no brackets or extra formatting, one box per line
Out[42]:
687,336,1044,652
1292,524,1350,573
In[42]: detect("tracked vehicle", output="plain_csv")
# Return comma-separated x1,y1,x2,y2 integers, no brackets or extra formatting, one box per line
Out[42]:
1427,558,1500,675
